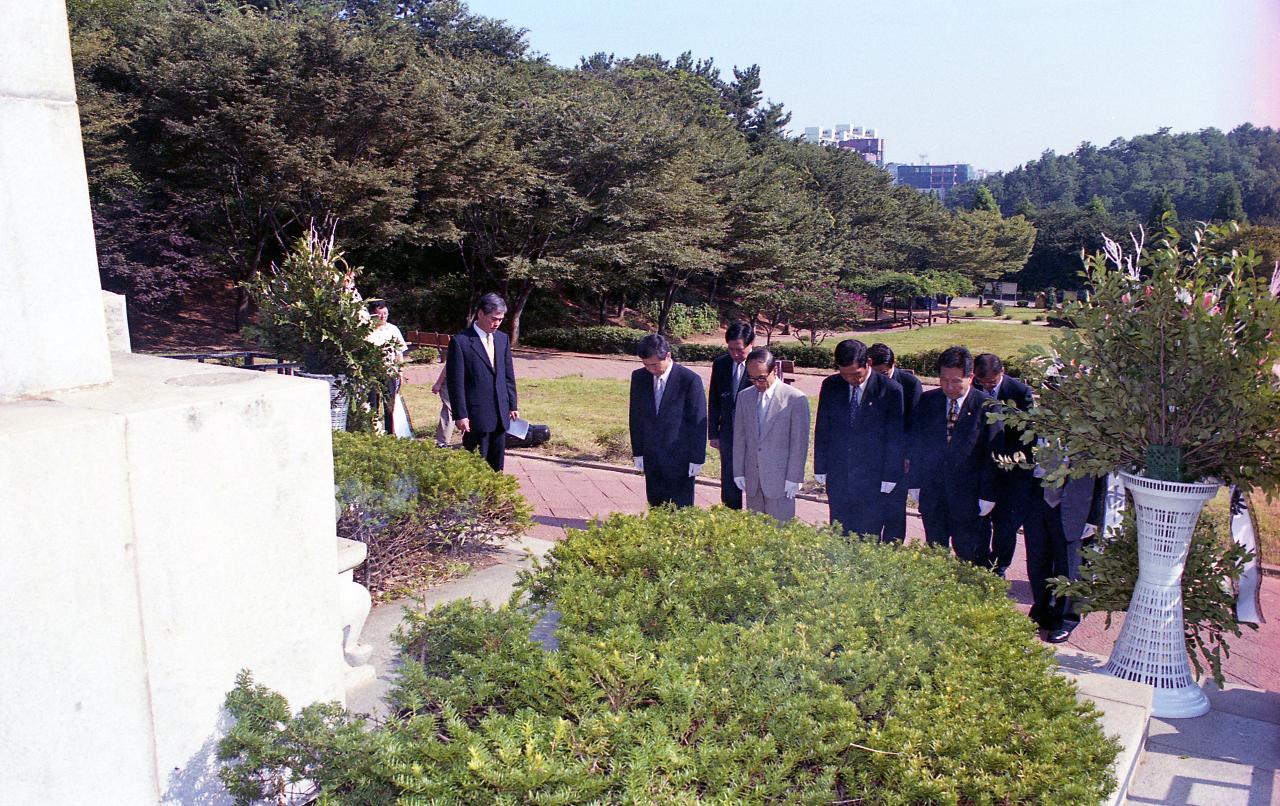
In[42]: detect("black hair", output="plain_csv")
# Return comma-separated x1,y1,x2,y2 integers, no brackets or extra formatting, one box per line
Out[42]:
867,342,895,367
833,339,869,368
937,345,974,376
725,321,756,345
974,353,1003,376
637,333,671,360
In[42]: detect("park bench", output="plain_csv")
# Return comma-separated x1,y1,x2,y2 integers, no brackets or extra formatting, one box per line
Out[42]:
403,331,451,359
777,359,796,384
157,350,298,375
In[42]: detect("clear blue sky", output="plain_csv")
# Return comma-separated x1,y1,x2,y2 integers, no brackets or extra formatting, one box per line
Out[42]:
463,0,1280,173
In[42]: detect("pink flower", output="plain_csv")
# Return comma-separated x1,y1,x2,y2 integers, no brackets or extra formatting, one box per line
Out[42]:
1121,293,1131,305
1201,292,1215,310
1144,286,1154,298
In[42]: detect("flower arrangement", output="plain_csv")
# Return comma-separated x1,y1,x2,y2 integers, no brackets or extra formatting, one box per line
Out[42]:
245,224,392,407
1002,221,1280,491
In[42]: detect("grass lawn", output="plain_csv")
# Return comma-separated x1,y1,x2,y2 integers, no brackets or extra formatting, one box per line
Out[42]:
402,375,820,483
752,320,1057,363
1249,492,1279,565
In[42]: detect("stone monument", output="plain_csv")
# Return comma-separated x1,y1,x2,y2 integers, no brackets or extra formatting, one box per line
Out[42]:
0,4,351,802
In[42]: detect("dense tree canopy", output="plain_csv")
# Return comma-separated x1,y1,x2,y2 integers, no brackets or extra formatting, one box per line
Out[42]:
948,126,1280,291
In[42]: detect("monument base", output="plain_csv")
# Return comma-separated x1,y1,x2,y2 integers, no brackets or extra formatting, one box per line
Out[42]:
0,352,345,804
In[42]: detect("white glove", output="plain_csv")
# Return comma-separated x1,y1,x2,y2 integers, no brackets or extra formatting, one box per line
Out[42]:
733,476,746,491
688,463,702,477
880,481,896,494
978,499,996,517
814,474,827,486
784,480,801,499
1081,523,1098,540
908,489,921,505
633,456,644,472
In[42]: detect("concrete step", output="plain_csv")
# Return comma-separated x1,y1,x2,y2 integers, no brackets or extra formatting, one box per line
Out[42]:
1054,646,1153,806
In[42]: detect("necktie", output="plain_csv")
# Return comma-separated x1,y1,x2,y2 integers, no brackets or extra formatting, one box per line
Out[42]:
946,398,959,443
758,390,768,436
732,362,742,390
848,384,860,428
655,377,665,413
483,332,494,366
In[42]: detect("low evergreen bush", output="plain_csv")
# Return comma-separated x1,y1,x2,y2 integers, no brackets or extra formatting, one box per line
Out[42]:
963,309,976,317
332,432,531,596
220,509,1119,804
1016,299,1031,307
669,342,722,362
641,301,721,338
523,326,648,354
991,301,1006,315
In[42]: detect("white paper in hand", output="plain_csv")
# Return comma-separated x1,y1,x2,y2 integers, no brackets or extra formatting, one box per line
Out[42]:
507,417,531,441
391,394,414,439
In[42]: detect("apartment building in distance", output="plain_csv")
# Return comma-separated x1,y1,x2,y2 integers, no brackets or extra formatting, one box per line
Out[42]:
884,162,976,200
802,124,885,165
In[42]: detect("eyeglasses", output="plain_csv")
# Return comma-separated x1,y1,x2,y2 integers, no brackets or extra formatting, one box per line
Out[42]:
747,374,772,383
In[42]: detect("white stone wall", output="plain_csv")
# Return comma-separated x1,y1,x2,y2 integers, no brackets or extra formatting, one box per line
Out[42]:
1,355,346,804
0,2,113,398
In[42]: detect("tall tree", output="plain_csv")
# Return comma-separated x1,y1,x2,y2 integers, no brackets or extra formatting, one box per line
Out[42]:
1212,180,1247,224
971,185,1000,214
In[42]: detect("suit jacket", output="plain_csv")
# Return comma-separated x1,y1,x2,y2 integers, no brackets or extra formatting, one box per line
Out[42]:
813,370,905,497
991,374,1037,510
707,353,751,445
990,374,1036,463
732,381,810,498
445,326,517,434
891,367,923,429
1052,474,1108,543
908,387,1000,513
629,362,708,474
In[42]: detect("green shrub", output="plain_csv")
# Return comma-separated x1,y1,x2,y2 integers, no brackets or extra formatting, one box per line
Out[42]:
1035,314,1047,322
332,432,531,596
991,300,1006,315
1004,313,1014,320
1016,299,1030,307
523,326,648,354
641,301,720,338
670,342,722,363
895,348,1028,378
221,509,1119,805
407,345,439,363
593,424,630,461
674,342,834,368
1021,318,1032,325
963,309,976,317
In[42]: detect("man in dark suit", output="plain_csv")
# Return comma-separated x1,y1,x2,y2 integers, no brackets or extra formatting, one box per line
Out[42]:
445,293,518,472
868,343,922,542
1025,464,1106,642
629,333,708,508
974,353,1037,576
907,346,1000,565
814,339,905,539
707,322,755,509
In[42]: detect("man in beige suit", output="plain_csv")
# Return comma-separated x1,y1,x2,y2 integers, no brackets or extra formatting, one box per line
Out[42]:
732,348,811,521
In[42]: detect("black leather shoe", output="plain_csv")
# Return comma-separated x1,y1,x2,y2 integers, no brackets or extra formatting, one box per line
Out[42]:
1046,628,1072,644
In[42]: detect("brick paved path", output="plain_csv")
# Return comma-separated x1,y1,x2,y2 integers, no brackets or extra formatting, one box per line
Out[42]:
417,349,1279,692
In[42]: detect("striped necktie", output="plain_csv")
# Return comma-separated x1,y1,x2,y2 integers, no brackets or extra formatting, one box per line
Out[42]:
946,398,960,443
848,384,860,428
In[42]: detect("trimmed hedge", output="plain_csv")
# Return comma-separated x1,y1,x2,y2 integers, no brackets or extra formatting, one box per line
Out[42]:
523,326,648,354
219,509,1118,804
332,432,531,596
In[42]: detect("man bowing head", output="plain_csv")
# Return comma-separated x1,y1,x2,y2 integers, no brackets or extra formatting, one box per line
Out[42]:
732,348,810,522
446,293,518,472
628,334,708,508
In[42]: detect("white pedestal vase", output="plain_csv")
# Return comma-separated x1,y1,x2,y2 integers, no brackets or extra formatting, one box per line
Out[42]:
297,372,349,431
1103,472,1219,718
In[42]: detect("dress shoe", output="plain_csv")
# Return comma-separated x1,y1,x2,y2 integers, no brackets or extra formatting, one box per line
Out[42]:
1045,627,1072,644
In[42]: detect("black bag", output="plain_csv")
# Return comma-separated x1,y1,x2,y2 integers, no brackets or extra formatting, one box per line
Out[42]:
506,424,551,448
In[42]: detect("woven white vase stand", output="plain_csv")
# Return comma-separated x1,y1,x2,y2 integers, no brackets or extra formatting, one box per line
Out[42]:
1103,472,1219,719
